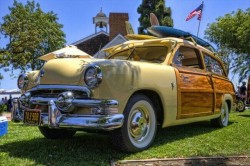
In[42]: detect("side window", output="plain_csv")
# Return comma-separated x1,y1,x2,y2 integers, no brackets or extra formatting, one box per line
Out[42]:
203,53,225,76
172,46,203,69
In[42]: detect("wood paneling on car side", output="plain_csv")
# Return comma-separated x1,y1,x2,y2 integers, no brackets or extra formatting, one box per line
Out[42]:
175,67,214,119
212,75,235,113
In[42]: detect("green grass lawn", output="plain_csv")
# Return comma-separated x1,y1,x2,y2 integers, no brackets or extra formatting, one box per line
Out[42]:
1,110,250,166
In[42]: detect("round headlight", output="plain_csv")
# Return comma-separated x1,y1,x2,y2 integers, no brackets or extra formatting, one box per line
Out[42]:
84,65,102,88
17,74,28,90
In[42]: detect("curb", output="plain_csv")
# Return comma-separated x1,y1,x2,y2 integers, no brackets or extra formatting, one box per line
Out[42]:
111,156,250,166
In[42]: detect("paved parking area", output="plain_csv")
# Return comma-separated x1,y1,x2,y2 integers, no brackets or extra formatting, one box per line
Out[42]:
111,156,250,166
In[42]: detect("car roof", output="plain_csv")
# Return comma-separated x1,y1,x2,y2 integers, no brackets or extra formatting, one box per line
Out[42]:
104,37,215,56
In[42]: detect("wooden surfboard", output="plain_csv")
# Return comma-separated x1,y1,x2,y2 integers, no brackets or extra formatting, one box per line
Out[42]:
125,21,135,34
125,34,158,40
150,13,160,26
124,21,157,40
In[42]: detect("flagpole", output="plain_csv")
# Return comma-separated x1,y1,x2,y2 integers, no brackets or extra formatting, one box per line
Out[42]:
196,1,203,37
197,18,201,37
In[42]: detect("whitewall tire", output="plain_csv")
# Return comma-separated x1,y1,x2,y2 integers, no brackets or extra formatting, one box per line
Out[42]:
111,94,157,152
211,102,229,127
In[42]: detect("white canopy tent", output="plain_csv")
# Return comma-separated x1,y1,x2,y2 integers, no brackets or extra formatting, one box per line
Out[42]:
38,45,93,61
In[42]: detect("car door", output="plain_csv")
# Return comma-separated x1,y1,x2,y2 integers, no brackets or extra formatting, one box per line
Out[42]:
171,45,214,119
203,52,235,113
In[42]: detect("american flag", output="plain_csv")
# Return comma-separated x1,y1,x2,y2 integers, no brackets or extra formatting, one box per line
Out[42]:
186,3,203,21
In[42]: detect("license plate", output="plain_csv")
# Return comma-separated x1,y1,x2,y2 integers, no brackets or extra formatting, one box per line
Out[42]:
23,109,41,125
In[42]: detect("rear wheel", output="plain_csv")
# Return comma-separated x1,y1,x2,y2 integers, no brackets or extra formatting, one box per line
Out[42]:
38,126,76,139
111,94,157,152
211,102,229,127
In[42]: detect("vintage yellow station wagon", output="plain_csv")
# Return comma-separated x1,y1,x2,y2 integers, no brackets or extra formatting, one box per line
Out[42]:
12,35,235,152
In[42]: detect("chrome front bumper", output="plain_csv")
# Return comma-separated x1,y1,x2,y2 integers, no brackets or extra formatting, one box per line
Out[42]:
11,99,124,131
46,100,124,130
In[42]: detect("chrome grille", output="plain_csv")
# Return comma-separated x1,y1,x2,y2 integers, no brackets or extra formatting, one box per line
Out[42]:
31,90,89,99
29,85,91,99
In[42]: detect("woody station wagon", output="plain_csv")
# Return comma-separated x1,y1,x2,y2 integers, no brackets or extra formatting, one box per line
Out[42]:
12,32,235,152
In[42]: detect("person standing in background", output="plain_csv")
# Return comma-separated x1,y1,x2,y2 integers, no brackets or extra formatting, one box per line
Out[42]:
7,95,12,112
0,98,4,105
4,97,8,111
240,82,247,103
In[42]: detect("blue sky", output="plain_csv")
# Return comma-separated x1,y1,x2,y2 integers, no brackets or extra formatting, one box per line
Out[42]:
0,0,249,89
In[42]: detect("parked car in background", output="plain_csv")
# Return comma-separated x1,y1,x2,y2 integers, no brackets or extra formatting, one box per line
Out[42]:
236,77,250,112
12,31,235,152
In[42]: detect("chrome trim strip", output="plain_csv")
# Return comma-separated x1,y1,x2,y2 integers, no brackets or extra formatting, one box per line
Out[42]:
30,96,118,108
29,85,91,97
72,99,118,107
30,97,55,105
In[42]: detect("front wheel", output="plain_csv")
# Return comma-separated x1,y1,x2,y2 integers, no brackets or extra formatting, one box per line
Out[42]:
211,102,229,127
38,126,76,139
111,94,157,152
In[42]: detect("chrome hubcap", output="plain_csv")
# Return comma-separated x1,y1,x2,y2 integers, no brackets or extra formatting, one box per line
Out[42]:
129,108,149,142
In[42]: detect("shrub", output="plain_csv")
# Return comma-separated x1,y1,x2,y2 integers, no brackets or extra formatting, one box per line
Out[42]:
0,104,7,115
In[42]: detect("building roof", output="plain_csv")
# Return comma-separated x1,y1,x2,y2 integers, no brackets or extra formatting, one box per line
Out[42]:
96,9,107,18
72,31,110,56
71,12,129,56
72,31,109,45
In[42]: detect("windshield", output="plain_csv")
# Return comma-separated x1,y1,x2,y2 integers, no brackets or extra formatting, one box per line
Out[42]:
108,46,169,63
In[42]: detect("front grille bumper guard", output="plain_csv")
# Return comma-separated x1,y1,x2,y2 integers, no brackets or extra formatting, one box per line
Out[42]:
12,99,124,131
11,85,124,130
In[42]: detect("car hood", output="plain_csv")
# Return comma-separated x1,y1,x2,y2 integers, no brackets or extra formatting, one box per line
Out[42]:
40,58,99,85
39,57,158,86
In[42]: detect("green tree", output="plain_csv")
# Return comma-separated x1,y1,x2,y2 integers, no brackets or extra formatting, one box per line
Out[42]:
137,0,173,34
0,0,65,74
205,8,250,82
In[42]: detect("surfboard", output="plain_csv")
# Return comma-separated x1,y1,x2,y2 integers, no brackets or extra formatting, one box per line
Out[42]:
125,34,158,40
150,13,160,26
147,26,213,49
125,21,135,34
124,21,157,40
